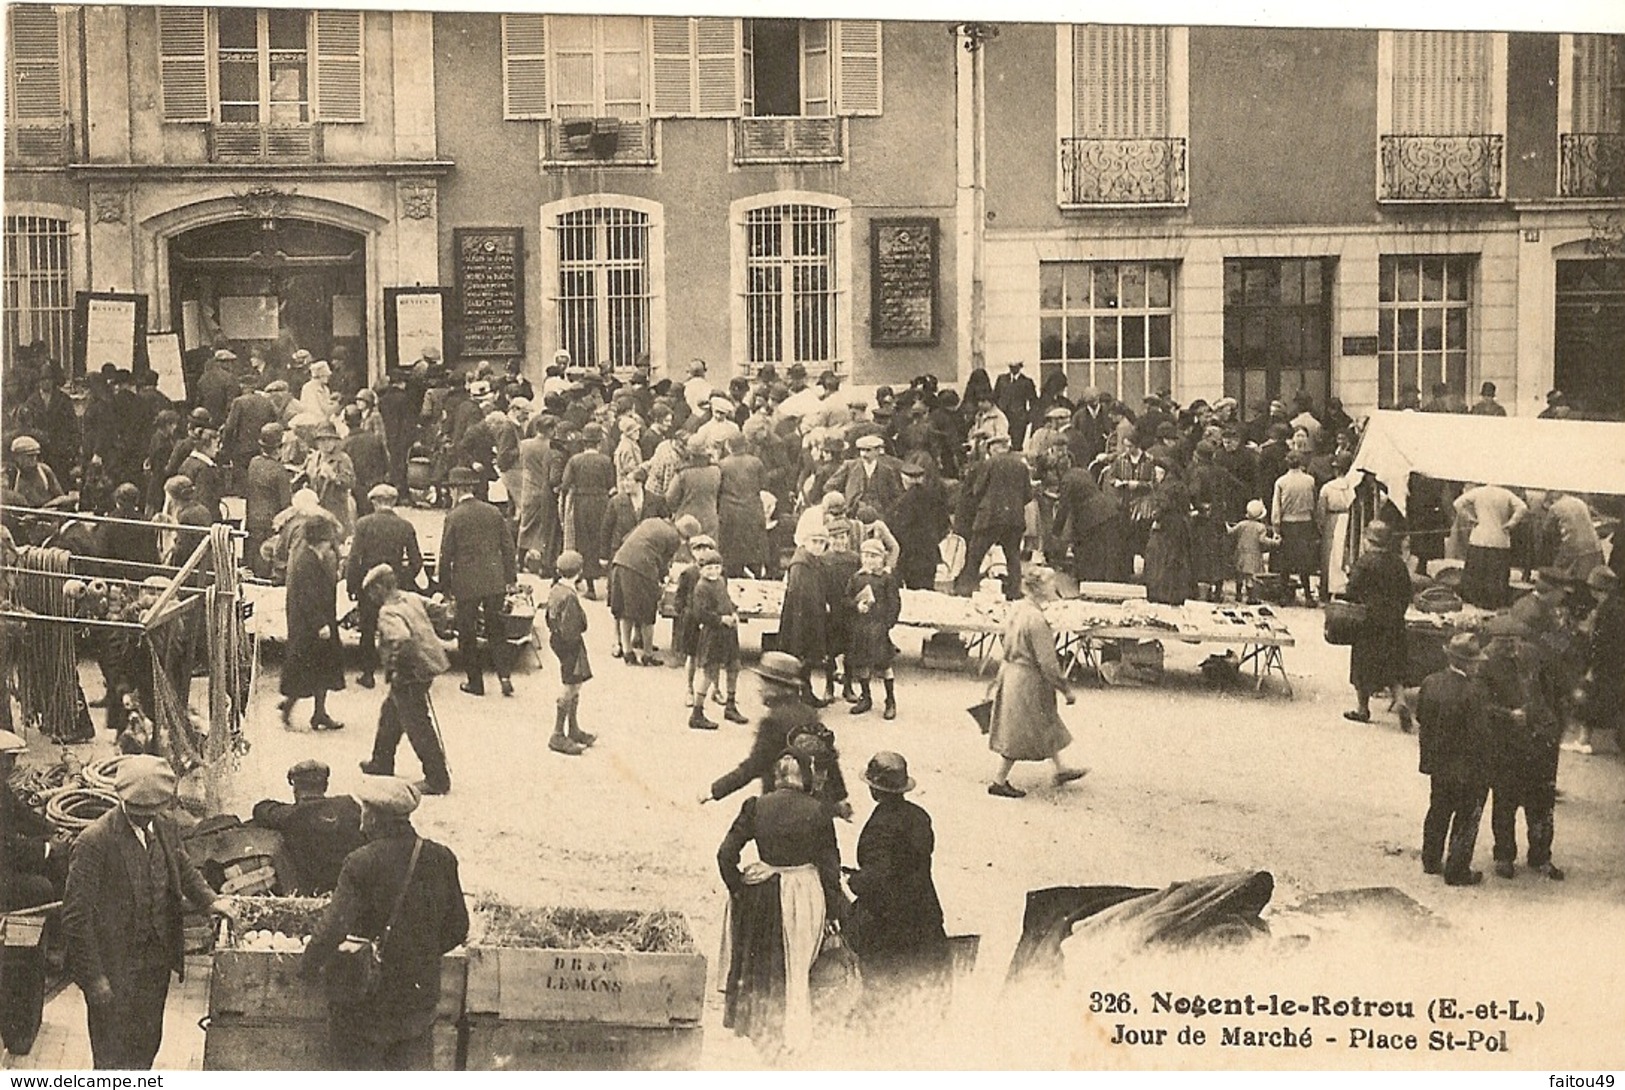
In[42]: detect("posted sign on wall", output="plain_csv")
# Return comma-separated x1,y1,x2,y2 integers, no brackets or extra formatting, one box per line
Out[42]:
870,218,940,347
456,228,525,358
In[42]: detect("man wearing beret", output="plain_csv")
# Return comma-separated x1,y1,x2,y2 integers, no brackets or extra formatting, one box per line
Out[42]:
301,776,468,1069
251,760,364,895
1480,614,1566,881
346,484,424,689
63,756,237,1069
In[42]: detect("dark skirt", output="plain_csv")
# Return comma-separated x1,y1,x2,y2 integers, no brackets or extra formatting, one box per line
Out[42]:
1275,521,1318,577
723,879,787,1045
1069,519,1127,583
1349,618,1407,692
1189,514,1233,585
895,541,940,591
551,635,593,685
1144,523,1195,605
281,630,344,698
696,623,741,670
847,619,897,673
608,565,660,625
570,493,610,572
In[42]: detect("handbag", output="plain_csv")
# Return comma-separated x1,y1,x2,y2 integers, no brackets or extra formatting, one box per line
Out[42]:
1322,598,1368,646
324,837,422,1007
809,921,862,1022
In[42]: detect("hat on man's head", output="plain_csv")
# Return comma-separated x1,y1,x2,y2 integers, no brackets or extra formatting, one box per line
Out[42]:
312,421,340,441
258,422,285,448
1006,360,1024,369
287,759,330,785
556,550,584,577
855,434,884,451
786,363,808,379
189,407,214,426
1444,633,1487,663
362,563,397,594
213,348,237,362
9,435,41,455
367,483,399,504
446,466,481,489
687,534,717,553
900,460,926,479
986,432,1012,449
1482,613,1530,640
421,346,442,362
822,490,848,514
1362,520,1395,549
818,370,842,389
264,379,291,394
581,422,604,443
863,751,915,794
353,775,420,816
752,651,805,689
115,755,178,807
1587,564,1619,594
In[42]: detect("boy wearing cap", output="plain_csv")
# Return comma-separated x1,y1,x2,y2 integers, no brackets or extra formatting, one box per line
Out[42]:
847,539,902,719
347,484,424,687
544,551,595,754
1480,614,1566,880
63,756,237,1069
251,760,364,895
1414,634,1493,885
690,550,749,728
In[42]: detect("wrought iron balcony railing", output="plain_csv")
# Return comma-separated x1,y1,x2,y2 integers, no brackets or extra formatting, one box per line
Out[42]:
1559,133,1625,199
1379,134,1504,201
1060,137,1188,207
733,117,844,164
5,122,72,166
207,122,322,163
544,117,655,167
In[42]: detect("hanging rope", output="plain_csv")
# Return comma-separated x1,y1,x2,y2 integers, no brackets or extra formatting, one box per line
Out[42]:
12,546,91,743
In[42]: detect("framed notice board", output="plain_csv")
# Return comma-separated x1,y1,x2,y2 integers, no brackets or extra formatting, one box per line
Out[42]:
455,228,525,358
73,291,149,377
383,287,448,370
870,218,940,347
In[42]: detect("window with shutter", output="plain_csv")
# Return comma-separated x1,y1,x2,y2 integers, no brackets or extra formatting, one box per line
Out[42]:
1573,35,1624,134
6,6,63,123
503,13,549,119
695,18,741,118
649,16,741,118
648,17,693,116
1071,25,1165,137
314,11,363,123
1392,31,1489,134
159,6,211,123
550,15,645,120
833,20,881,117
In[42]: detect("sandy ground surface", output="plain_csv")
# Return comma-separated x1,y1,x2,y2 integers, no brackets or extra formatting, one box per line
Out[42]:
10,508,1625,1071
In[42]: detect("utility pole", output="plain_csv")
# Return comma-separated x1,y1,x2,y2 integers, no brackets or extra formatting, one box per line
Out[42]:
954,23,998,384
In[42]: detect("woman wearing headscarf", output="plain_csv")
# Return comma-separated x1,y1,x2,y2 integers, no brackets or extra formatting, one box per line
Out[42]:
1342,520,1413,728
1143,456,1195,605
716,749,844,1060
987,566,1087,798
279,516,345,732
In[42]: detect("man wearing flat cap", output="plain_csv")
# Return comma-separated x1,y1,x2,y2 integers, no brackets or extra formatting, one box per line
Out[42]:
251,760,364,895
347,484,424,689
63,755,237,1069
439,467,517,697
837,433,904,522
845,751,950,1013
1480,613,1566,881
1414,634,1493,885
302,776,468,1069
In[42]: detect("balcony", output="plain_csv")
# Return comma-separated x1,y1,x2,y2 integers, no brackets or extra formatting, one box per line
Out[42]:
5,122,72,166
1060,137,1187,207
207,123,322,164
1559,133,1625,199
1379,134,1504,202
543,117,655,168
733,117,844,165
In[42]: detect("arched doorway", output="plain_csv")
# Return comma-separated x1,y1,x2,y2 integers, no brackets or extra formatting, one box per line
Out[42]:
168,216,367,385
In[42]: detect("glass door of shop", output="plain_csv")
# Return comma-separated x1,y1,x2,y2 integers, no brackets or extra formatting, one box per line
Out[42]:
1555,258,1625,420
1223,258,1334,419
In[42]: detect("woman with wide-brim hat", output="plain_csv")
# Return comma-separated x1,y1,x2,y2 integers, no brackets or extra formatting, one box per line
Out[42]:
987,565,1087,797
845,752,951,1016
1342,520,1413,727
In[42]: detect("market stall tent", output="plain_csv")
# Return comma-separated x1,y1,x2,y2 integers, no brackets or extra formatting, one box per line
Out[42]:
1351,410,1625,515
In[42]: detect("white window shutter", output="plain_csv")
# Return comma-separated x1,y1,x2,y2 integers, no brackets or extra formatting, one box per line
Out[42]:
1395,31,1486,134
158,6,211,123
740,20,754,119
833,19,881,116
503,13,550,119
7,6,64,122
1573,36,1603,133
1073,25,1164,138
695,17,741,117
649,17,693,117
314,11,363,123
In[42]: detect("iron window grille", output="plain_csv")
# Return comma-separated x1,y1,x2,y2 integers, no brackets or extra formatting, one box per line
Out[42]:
554,207,651,369
744,205,839,369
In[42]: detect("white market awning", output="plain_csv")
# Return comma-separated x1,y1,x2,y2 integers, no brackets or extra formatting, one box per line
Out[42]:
1351,410,1625,514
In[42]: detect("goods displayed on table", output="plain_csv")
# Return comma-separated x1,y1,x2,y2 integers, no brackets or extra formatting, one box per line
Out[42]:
1406,602,1496,632
221,895,329,950
470,898,696,953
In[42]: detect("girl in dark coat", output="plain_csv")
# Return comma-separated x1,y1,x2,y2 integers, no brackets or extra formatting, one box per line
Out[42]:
1187,441,1242,599
890,460,951,590
279,517,344,731
780,533,832,706
671,533,715,697
845,540,902,719
1343,520,1414,727
1143,459,1195,605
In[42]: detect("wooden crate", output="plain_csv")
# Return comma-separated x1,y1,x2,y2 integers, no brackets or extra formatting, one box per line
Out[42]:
463,945,705,1026
201,1017,459,1070
462,1018,701,1071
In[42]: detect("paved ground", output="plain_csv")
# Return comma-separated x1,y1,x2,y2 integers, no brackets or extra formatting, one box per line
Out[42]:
7,520,1624,1070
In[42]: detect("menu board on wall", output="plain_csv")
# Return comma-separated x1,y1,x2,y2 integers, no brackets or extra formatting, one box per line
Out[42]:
455,228,525,358
383,287,447,370
870,218,939,347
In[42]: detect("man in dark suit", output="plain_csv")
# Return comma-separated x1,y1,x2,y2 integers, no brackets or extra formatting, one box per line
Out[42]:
346,484,424,689
837,434,905,521
251,759,364,895
195,348,242,426
1414,633,1492,886
220,383,279,480
301,776,468,1070
992,361,1038,451
954,433,1033,600
63,756,236,1069
1481,614,1567,881
439,466,517,697
845,751,950,1013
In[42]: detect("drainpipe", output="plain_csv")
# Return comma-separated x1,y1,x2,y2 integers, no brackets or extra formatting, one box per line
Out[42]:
954,23,998,384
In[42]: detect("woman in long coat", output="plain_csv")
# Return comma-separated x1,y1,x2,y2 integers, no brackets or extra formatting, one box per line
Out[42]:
717,434,768,576
1050,461,1125,582
278,516,344,731
516,416,564,573
666,448,722,539
1143,459,1195,605
1187,441,1241,598
716,751,844,1060
1343,520,1413,726
987,566,1087,797
559,422,615,593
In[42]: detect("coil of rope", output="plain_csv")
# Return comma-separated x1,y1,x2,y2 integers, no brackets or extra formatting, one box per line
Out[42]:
12,546,85,743
81,754,135,794
45,786,120,838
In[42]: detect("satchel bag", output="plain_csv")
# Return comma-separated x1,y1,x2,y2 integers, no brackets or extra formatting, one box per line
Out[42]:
324,837,422,1007
1322,598,1368,646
